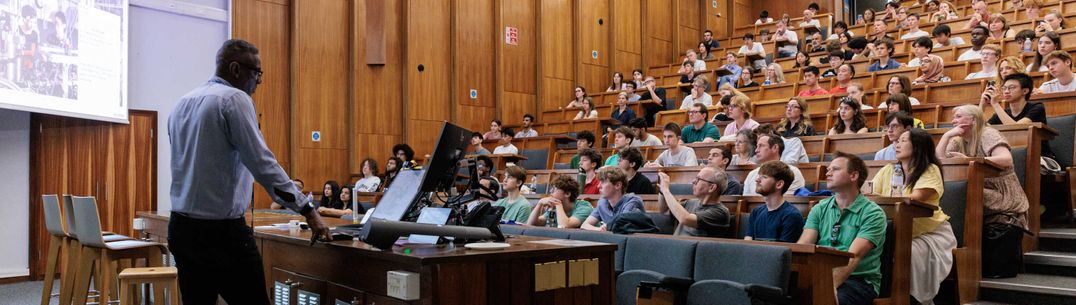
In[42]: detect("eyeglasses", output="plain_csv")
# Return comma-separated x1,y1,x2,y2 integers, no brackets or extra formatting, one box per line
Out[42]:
693,176,719,185
236,61,263,78
1001,85,1021,92
687,110,702,114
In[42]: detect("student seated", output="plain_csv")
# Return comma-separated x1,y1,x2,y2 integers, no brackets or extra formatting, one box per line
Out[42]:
868,128,955,304
931,1,960,22
393,143,420,170
573,97,598,120
493,166,532,223
471,133,491,155
681,103,721,143
566,86,588,108
798,152,887,305
797,66,829,97
316,180,346,217
1035,10,1065,35
617,147,656,195
884,93,925,128
829,98,869,135
657,166,731,237
899,13,929,40
957,26,988,62
773,19,798,58
679,76,713,110
876,112,914,161
639,76,668,126
354,158,382,192
578,148,603,194
868,38,902,72
932,24,964,48
707,146,744,195
742,131,806,195
966,0,989,29
984,73,1054,158
745,160,805,242
483,119,503,141
821,51,844,78
966,44,1000,80
879,75,921,107
793,51,812,69
738,68,759,88
378,157,401,192
738,33,767,71
847,82,872,109
629,118,663,147
756,124,810,165
515,114,539,138
717,52,744,88
1034,51,1076,94
611,92,636,126
607,72,627,92
605,126,635,166
907,37,933,67
755,10,773,25
492,128,518,154
829,64,855,94
778,97,815,137
732,129,756,165
1027,32,1061,73
762,63,786,85
988,14,1014,40
527,175,594,228
581,167,645,231
721,95,759,140
646,123,699,167
912,54,948,85
998,56,1026,85
684,48,706,71
570,131,595,169
625,82,641,102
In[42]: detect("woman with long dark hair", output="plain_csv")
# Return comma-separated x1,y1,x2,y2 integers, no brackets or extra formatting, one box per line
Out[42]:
1028,31,1061,72
884,93,926,128
829,98,868,135
319,180,343,209
870,128,955,304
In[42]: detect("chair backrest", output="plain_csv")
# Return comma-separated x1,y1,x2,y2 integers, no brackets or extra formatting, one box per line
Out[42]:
693,241,792,289
569,230,628,272
940,181,968,246
645,212,677,235
498,224,526,236
623,236,697,278
519,149,549,170
42,195,66,237
70,196,107,247
523,227,571,239
878,219,896,298
1047,114,1075,167
1011,147,1027,185
62,195,78,239
553,163,571,170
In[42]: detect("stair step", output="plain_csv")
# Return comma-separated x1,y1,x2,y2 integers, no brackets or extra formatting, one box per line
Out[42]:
1040,228,1076,240
1025,251,1076,267
979,274,1076,298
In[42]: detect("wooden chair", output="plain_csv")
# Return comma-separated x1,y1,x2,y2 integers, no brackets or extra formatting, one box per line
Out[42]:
56,195,132,305
117,267,180,305
69,196,168,305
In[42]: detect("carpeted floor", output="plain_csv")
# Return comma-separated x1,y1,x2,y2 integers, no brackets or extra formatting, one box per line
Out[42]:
0,280,58,305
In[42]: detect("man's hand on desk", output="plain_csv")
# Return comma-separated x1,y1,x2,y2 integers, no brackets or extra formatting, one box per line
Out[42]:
302,209,332,245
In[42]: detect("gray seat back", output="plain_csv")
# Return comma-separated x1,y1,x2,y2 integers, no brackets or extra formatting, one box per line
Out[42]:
940,181,968,246
524,227,571,239
693,241,791,289
623,236,697,277
520,149,549,170
1011,147,1027,185
62,195,78,239
42,195,65,237
71,196,106,248
1047,114,1075,167
687,280,750,305
569,230,628,272
646,212,677,234
498,224,526,236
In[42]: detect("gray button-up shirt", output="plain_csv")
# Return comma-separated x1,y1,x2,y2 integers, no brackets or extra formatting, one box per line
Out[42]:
168,77,308,219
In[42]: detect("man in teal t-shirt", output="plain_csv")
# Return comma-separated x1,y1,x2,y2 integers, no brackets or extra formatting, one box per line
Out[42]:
493,166,532,223
680,103,720,143
798,152,886,305
526,175,594,228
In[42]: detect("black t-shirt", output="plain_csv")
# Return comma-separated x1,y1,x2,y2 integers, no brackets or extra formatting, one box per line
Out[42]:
640,87,668,110
988,102,1053,158
626,173,656,194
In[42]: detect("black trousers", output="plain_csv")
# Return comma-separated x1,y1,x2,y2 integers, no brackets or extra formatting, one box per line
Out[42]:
168,212,270,305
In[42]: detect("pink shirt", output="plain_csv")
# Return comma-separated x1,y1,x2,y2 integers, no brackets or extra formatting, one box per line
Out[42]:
724,119,760,138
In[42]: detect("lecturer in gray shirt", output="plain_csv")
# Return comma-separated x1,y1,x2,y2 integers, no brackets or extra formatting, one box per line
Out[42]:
167,39,330,305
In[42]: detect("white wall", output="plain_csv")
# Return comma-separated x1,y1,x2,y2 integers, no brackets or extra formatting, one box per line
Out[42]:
0,109,29,278
0,0,229,279
128,0,230,216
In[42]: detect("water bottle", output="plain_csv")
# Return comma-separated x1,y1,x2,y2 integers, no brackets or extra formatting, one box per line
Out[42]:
1023,38,1033,53
890,164,905,196
546,207,557,228
857,14,863,24
351,188,360,224
530,176,538,192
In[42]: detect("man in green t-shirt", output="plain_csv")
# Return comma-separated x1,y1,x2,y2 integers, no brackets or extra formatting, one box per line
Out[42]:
798,152,886,305
493,166,532,223
570,131,595,169
526,175,594,228
680,103,720,143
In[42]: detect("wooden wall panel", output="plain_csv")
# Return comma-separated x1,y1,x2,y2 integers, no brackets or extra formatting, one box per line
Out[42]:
577,0,609,67
405,120,450,157
614,50,641,77
293,0,351,186
733,0,752,34
456,104,496,133
501,92,537,125
454,0,496,132
501,0,537,95
579,64,611,97
646,0,676,66
706,0,728,38
612,0,643,79
352,0,403,175
406,0,452,154
678,0,702,52
539,0,575,113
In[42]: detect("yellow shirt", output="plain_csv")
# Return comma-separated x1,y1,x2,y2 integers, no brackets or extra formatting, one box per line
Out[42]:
871,163,948,238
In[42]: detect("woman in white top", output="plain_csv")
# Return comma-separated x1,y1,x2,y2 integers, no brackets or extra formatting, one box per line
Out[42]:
574,97,599,120
878,75,921,108
566,86,588,108
685,49,706,71
738,33,767,70
606,72,627,92
720,95,759,141
354,158,382,192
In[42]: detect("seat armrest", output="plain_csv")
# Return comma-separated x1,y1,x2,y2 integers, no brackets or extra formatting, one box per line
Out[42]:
744,284,792,305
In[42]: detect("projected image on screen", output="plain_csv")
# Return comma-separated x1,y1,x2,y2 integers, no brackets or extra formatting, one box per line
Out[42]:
0,0,127,123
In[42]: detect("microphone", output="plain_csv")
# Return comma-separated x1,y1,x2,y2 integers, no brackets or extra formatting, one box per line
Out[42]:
359,219,495,250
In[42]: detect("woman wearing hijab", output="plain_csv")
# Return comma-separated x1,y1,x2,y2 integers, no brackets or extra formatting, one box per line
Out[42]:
913,55,949,85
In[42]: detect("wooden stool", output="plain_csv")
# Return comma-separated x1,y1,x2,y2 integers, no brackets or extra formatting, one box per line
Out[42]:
117,267,179,305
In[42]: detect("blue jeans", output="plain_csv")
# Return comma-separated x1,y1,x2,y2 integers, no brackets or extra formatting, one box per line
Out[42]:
837,276,877,305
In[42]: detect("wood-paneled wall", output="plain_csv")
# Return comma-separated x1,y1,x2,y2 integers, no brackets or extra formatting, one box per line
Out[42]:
227,0,721,207
28,111,157,279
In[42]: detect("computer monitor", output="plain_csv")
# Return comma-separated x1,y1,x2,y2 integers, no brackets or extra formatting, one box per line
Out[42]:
366,122,473,221
367,169,426,221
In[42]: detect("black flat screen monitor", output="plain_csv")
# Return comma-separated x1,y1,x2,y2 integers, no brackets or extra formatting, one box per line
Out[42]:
366,122,472,221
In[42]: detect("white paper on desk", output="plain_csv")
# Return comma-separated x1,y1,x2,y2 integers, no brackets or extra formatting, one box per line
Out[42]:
407,207,452,244
528,239,609,247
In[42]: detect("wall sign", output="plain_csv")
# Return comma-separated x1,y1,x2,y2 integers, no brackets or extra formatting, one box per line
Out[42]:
311,131,321,142
505,26,519,45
